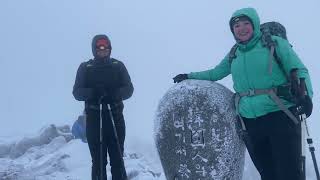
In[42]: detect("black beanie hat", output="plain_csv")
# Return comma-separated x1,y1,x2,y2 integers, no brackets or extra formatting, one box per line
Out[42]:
91,34,112,57
229,15,253,34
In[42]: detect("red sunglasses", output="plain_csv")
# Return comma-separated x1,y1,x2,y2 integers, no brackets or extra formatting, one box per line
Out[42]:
96,39,110,49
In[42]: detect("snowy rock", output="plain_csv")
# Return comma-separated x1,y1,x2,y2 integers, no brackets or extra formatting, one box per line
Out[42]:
0,136,70,180
0,143,13,158
0,126,162,180
155,80,245,180
9,124,73,159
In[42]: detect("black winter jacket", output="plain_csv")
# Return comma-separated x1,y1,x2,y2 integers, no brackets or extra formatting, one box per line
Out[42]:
73,58,133,106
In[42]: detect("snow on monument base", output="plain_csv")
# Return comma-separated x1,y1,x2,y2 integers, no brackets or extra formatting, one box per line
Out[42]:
155,80,245,180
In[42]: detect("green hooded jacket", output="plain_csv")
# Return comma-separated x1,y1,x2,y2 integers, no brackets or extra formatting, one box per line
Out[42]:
188,7,313,118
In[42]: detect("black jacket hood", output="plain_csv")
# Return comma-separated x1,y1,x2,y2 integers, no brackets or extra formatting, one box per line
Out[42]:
91,34,112,57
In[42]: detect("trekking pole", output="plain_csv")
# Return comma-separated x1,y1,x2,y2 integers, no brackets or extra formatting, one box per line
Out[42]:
300,113,307,180
106,103,127,180
290,70,307,180
99,98,104,180
291,70,320,180
301,113,320,180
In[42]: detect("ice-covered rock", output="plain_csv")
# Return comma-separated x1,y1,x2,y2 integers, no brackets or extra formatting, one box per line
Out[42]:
155,80,245,180
0,136,69,180
0,142,13,158
9,124,73,159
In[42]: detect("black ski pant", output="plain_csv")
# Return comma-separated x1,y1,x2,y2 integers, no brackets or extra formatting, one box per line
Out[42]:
85,102,126,180
242,109,302,180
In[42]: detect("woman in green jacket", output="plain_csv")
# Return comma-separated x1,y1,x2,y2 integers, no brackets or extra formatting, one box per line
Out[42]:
174,7,313,180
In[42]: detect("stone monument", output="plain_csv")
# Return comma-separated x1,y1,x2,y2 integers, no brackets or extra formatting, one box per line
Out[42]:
154,80,245,180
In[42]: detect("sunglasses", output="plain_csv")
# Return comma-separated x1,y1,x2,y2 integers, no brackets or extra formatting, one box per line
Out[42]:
96,46,110,50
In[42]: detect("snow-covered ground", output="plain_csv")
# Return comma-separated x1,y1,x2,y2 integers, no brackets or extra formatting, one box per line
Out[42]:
0,125,318,180
0,133,163,180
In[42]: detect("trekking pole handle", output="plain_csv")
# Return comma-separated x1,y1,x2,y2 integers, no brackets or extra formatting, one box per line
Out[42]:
98,95,105,105
303,115,311,137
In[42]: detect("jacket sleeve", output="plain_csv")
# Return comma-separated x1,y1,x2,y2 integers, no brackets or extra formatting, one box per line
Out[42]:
188,55,231,81
274,36,313,97
72,62,95,101
116,61,134,101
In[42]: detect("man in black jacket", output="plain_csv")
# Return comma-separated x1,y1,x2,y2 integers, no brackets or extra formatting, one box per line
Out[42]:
73,34,133,180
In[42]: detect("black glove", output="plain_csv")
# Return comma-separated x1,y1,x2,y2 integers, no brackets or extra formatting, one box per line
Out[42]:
297,95,313,117
173,74,188,83
93,85,109,102
107,90,122,102
100,90,122,104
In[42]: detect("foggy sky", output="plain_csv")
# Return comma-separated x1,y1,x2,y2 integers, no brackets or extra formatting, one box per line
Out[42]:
0,1,319,147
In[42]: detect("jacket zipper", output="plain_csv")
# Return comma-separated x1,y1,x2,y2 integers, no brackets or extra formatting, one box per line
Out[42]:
243,52,257,118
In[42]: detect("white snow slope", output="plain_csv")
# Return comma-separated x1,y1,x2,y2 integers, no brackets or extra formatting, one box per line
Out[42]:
0,125,319,180
0,134,163,180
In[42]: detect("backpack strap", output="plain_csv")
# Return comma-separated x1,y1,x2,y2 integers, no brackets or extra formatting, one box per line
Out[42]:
85,59,94,67
228,30,289,81
82,59,94,88
261,31,290,81
272,49,290,81
268,45,275,75
228,44,238,64
234,87,299,131
261,29,276,74
229,33,281,75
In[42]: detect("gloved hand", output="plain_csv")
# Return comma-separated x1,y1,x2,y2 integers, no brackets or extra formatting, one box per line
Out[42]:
93,85,109,102
107,90,122,102
297,95,313,117
173,74,188,83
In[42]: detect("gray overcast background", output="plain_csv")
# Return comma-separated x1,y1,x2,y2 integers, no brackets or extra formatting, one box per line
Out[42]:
0,1,319,149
